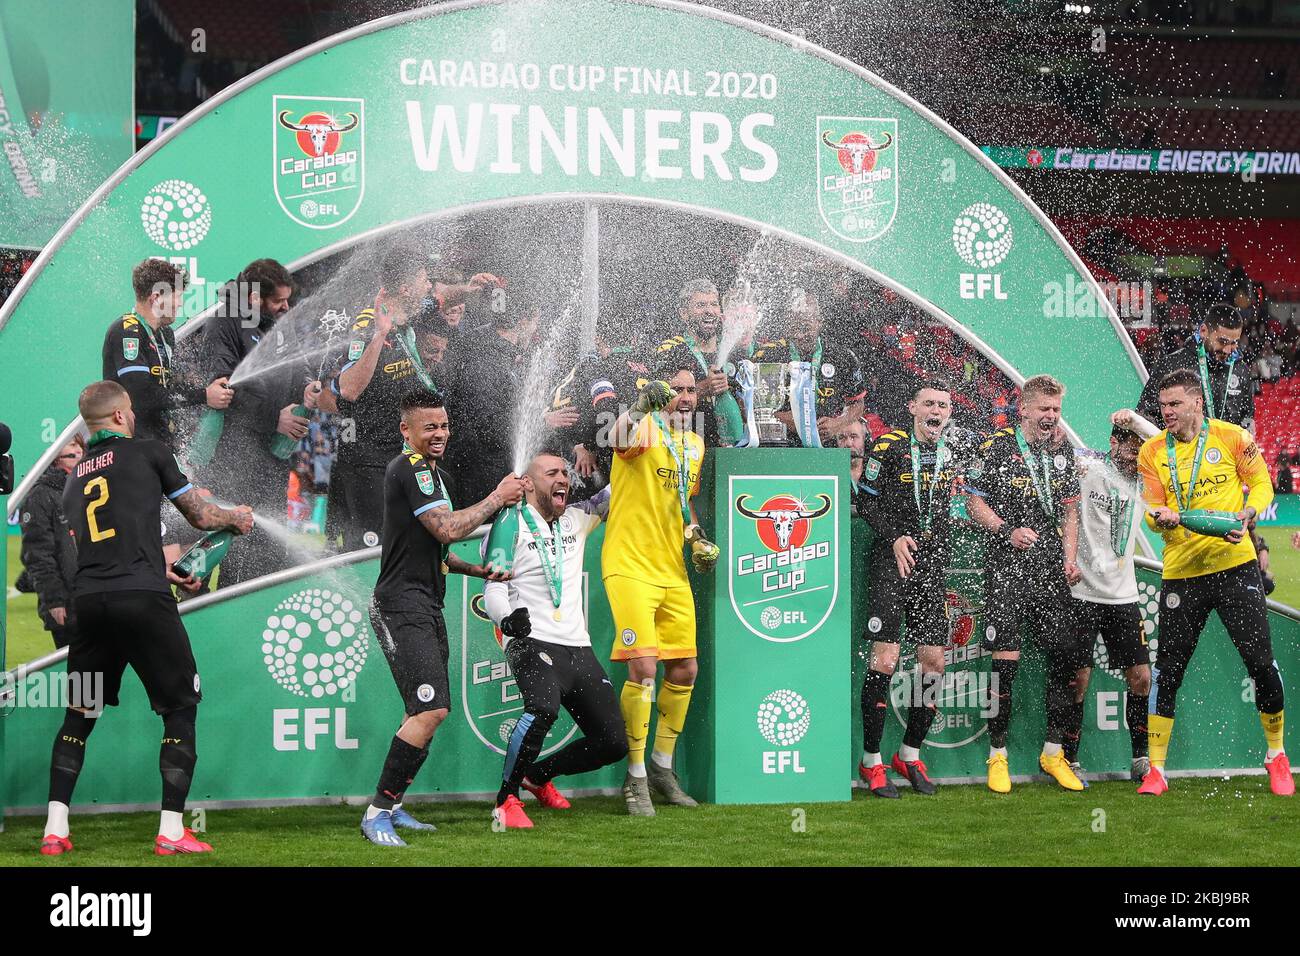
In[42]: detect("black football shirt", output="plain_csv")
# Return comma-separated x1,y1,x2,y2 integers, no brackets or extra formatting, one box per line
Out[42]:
62,433,193,596
373,446,453,614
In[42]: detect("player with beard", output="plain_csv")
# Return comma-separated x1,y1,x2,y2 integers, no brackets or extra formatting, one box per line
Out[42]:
856,381,976,797
1136,369,1290,796
40,381,253,856
965,375,1086,794
484,452,626,828
654,279,737,448
317,247,500,551
1138,304,1255,432
361,389,526,846
1059,411,1158,784
604,362,720,815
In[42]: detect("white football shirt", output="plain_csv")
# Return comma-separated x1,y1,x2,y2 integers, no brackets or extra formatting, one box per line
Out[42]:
483,502,602,647
1071,449,1142,605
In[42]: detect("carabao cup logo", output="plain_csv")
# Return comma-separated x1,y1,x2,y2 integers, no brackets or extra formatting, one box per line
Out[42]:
273,95,365,229
728,476,839,643
263,589,370,698
816,115,898,243
756,689,811,746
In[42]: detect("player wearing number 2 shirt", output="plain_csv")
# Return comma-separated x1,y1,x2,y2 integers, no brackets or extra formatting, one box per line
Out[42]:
42,381,252,858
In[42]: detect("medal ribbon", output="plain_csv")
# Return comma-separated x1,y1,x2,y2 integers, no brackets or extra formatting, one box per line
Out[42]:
1196,340,1236,420
1165,418,1208,513
87,429,128,448
651,413,692,527
519,505,564,611
1103,453,1137,556
910,434,946,533
132,311,173,385
1014,426,1055,518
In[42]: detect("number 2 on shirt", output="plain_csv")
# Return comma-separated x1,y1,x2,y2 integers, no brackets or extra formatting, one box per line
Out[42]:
84,477,116,542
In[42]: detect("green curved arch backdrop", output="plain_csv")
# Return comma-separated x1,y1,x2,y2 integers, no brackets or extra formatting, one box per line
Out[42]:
0,0,1142,497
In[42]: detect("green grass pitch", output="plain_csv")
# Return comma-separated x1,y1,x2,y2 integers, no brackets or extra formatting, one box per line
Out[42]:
2,777,1298,867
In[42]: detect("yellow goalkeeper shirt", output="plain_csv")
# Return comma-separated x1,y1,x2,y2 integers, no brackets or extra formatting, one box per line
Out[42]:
602,415,704,588
1137,418,1274,580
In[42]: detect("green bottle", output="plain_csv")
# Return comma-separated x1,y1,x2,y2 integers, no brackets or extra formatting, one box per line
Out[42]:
188,408,225,468
173,529,234,579
270,405,309,459
483,506,520,574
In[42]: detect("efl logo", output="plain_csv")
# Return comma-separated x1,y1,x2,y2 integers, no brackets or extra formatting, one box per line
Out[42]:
273,95,365,228
816,115,898,242
953,201,1013,301
757,688,811,774
728,476,839,644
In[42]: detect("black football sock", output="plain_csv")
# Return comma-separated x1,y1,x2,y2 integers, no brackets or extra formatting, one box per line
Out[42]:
988,659,1019,749
49,710,99,805
373,736,429,810
861,669,891,755
159,706,198,813
1127,691,1149,759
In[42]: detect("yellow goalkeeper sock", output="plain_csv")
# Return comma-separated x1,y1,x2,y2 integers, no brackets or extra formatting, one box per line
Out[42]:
652,680,694,764
1261,710,1285,754
620,680,652,770
1148,714,1174,771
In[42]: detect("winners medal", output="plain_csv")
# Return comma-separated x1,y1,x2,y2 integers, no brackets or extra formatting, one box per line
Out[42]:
1015,427,1055,518
520,505,565,622
911,433,945,542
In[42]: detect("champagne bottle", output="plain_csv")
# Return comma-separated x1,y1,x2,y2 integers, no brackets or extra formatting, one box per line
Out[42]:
483,506,520,574
188,408,225,467
173,529,234,579
270,405,309,459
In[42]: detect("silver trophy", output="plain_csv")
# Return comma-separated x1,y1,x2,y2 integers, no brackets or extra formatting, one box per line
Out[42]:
752,361,790,445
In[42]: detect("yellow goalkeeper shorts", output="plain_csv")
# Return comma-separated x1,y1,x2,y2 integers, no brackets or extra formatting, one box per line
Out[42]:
604,574,697,662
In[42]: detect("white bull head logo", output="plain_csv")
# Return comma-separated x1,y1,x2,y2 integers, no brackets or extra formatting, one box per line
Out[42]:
822,130,893,175
736,494,832,550
278,110,359,157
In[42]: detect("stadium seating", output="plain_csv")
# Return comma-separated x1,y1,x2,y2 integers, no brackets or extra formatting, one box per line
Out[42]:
1254,375,1300,481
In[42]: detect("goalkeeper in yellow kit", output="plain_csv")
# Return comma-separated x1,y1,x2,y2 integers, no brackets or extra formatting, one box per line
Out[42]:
1136,368,1292,796
603,360,720,816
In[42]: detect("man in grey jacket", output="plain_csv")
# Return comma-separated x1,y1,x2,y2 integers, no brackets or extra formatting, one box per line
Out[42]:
19,439,84,649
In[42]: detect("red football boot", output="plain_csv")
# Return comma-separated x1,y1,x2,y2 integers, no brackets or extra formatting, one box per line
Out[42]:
858,761,900,799
1265,752,1295,796
154,828,213,855
493,794,534,829
1136,767,1168,796
522,778,571,809
39,834,72,856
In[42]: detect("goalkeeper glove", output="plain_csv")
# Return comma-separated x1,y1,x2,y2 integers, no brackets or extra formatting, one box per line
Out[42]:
685,524,720,573
634,380,674,415
500,607,532,639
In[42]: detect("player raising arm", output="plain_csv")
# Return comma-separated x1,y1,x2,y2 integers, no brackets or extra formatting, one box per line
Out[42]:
360,389,526,847
603,363,719,815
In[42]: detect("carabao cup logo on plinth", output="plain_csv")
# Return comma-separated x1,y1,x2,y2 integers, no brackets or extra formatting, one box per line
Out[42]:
729,476,838,642
273,95,364,228
816,116,898,242
263,589,370,698
461,579,578,756
140,179,211,251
